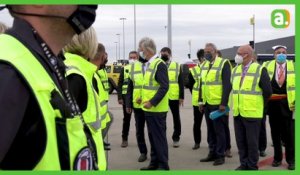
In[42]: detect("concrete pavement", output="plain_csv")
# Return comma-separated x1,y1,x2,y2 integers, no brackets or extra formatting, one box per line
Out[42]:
105,89,290,171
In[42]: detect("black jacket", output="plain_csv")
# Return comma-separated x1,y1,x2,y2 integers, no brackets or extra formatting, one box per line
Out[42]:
0,18,68,169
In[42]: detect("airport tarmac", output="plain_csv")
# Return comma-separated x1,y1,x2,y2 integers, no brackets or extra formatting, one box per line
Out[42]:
105,89,290,171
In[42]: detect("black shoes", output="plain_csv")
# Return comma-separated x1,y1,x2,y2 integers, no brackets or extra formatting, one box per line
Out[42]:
288,164,295,170
271,160,294,170
140,165,158,170
235,165,247,170
200,154,224,166
173,141,180,148
157,167,170,170
104,142,111,151
192,143,200,150
138,154,147,162
200,154,215,162
225,149,232,158
140,165,170,170
272,160,294,170
272,160,282,167
259,150,267,157
104,142,110,146
213,158,225,166
121,140,128,148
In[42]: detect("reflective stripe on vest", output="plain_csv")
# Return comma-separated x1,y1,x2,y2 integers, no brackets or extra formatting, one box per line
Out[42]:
97,69,109,101
191,61,209,106
0,34,107,170
64,54,101,131
190,64,201,106
265,60,295,110
94,72,111,129
232,62,263,118
122,64,130,94
168,61,180,100
64,54,107,170
202,57,227,105
129,61,144,108
142,58,169,112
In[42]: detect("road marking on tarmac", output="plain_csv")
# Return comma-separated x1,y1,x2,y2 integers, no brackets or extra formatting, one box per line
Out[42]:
258,153,287,169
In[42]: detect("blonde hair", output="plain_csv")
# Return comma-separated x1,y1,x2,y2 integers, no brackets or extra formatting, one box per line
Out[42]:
0,22,8,33
64,27,98,60
139,37,156,54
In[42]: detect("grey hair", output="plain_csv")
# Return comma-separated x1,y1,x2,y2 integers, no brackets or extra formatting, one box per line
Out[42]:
139,37,156,54
0,22,8,33
64,27,98,60
205,43,218,52
95,43,106,58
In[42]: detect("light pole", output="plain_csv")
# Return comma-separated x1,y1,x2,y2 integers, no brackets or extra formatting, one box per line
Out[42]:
167,5,172,50
134,5,136,51
120,17,127,60
164,25,167,45
114,42,118,62
251,14,255,50
116,33,121,60
188,40,191,59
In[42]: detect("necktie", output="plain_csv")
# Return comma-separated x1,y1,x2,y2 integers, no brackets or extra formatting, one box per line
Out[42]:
278,64,285,87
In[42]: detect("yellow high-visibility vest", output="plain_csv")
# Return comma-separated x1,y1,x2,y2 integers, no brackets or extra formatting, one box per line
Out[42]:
97,69,109,101
122,64,131,94
168,61,180,100
64,53,107,170
142,58,169,112
0,34,106,170
190,62,208,106
264,60,295,110
129,61,143,109
201,57,229,105
94,73,110,130
231,62,264,118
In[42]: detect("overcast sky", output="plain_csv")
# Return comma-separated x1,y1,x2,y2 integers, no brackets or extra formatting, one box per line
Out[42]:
0,5,295,63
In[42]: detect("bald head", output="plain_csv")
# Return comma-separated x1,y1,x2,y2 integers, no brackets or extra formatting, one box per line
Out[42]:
236,45,254,65
237,45,253,57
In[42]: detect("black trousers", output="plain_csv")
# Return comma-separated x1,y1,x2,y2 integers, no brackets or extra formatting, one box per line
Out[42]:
145,113,169,169
169,100,181,142
192,106,204,144
224,115,231,151
133,108,148,154
204,104,227,158
258,113,267,152
234,116,261,170
268,99,295,165
121,95,132,141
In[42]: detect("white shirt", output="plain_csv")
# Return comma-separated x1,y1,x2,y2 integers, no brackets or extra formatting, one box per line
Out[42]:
275,62,286,84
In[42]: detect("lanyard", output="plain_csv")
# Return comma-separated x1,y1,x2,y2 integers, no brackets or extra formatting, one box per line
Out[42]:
33,29,80,117
33,29,99,170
